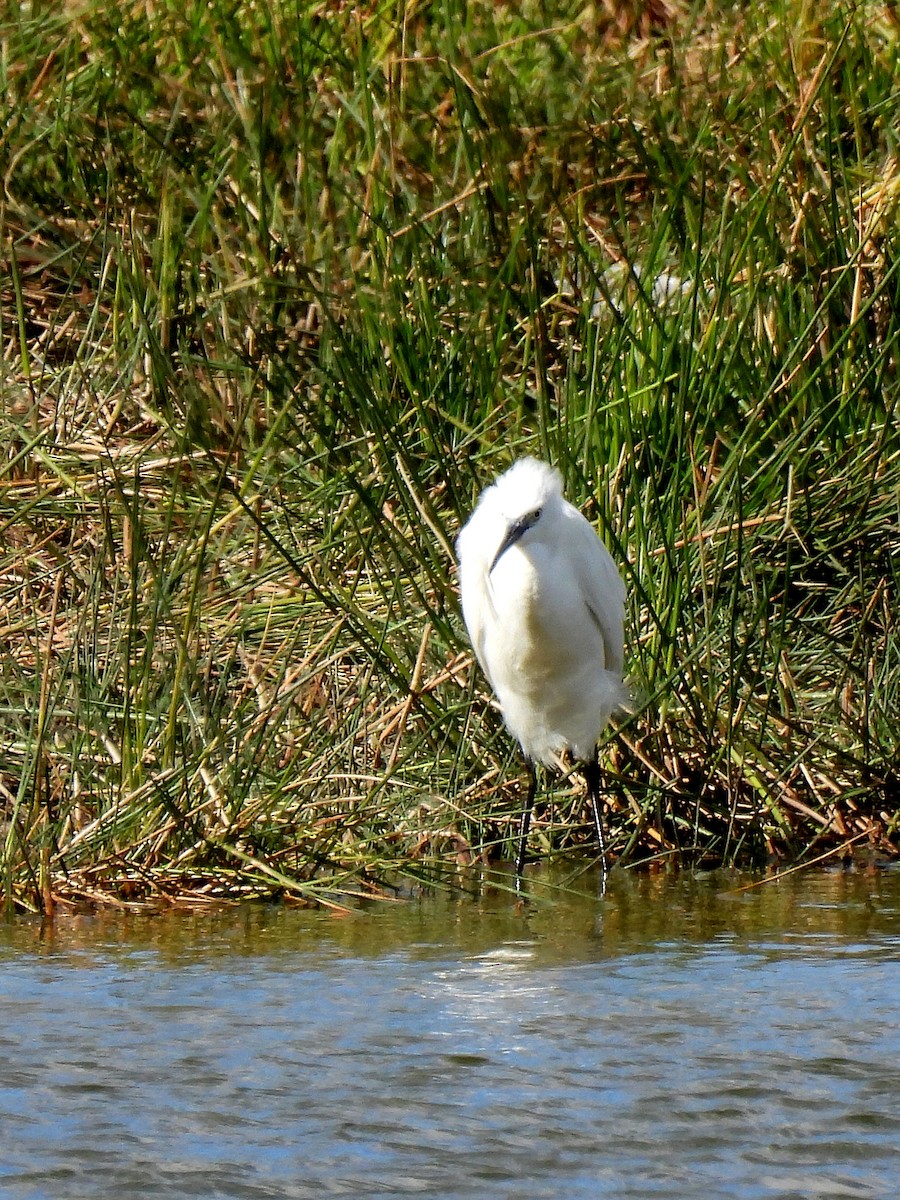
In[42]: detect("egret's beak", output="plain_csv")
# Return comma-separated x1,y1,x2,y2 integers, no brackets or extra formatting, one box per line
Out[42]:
490,511,540,574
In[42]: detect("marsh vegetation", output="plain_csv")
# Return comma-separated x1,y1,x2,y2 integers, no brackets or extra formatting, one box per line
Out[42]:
1,1,898,910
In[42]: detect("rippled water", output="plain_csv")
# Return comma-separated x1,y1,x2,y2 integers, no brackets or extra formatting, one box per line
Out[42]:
2,867,899,1199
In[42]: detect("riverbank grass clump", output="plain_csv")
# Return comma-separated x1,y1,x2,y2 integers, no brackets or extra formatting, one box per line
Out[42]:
1,1,898,910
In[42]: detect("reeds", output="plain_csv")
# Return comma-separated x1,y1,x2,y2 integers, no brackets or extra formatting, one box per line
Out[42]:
1,1,897,910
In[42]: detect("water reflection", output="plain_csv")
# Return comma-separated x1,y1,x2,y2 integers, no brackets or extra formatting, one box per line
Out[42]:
1,867,899,1199
6,863,899,962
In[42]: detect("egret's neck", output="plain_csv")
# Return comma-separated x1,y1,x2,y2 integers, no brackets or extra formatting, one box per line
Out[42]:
490,541,554,620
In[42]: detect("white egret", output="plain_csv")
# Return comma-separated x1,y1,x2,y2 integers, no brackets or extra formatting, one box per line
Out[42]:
456,457,627,886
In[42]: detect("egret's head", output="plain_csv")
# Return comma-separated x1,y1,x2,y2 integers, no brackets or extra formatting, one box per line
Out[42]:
485,458,564,574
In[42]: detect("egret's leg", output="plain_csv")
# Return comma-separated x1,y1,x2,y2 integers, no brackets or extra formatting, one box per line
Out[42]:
515,761,537,890
584,752,608,893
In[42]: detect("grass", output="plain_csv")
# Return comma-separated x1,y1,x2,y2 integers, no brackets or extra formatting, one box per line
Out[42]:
1,0,898,911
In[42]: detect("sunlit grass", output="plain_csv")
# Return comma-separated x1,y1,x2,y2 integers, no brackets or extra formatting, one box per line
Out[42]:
1,0,898,911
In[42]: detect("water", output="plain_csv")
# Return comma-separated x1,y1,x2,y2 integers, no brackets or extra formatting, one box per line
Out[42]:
1,867,899,1199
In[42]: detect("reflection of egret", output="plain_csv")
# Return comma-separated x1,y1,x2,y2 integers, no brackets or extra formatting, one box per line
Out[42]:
457,458,627,887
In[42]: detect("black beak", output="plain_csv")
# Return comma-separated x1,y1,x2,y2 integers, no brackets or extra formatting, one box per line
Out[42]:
490,512,539,574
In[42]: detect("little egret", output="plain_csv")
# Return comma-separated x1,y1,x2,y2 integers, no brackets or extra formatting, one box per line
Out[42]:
456,457,627,886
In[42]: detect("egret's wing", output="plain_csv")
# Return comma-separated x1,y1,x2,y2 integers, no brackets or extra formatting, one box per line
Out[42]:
564,503,626,676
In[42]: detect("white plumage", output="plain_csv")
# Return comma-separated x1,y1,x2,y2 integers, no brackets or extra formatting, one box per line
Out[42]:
456,457,627,881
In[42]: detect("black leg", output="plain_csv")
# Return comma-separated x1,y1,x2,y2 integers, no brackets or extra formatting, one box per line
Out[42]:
515,760,537,892
584,751,608,894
